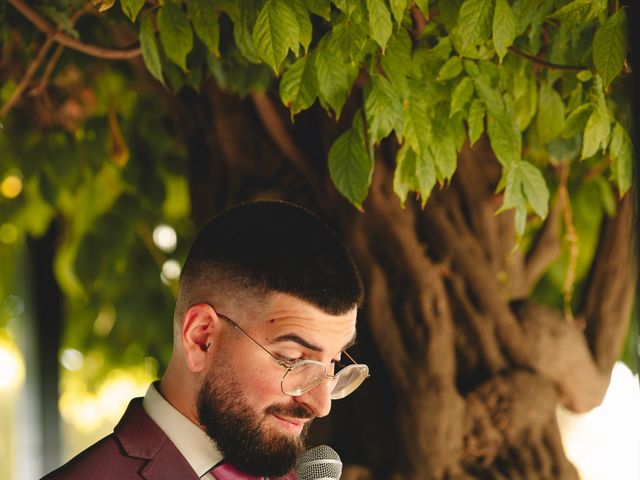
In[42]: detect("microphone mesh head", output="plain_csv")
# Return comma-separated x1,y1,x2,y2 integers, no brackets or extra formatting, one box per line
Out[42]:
295,445,342,480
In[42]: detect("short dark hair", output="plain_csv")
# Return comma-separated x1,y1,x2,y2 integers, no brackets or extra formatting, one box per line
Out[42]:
178,200,364,315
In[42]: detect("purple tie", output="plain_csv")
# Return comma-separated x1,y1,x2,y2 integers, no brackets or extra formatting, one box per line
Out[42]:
210,463,263,480
210,463,297,480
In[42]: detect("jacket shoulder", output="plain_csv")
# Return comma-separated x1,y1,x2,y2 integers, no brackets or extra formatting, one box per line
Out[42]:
41,433,147,480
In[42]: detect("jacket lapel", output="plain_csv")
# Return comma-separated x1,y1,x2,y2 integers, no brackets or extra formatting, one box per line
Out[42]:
114,398,200,480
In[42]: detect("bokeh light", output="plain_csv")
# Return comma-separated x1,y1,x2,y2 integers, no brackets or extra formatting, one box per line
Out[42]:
59,363,156,433
152,224,177,253
60,349,84,372
161,259,181,284
93,305,116,337
0,332,25,391
0,172,23,199
0,223,18,244
3,295,25,317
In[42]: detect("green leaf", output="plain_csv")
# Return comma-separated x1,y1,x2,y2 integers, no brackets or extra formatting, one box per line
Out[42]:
487,107,521,166
234,0,260,63
451,0,494,56
474,76,520,166
393,144,418,207
364,75,404,145
535,82,565,144
390,0,409,25
140,14,165,85
496,162,527,236
315,38,354,118
432,105,458,182
472,73,502,110
546,0,594,26
158,2,194,72
252,0,300,74
328,125,373,210
393,143,437,208
512,70,537,131
439,0,464,31
381,29,412,100
563,103,592,138
279,54,318,116
519,160,549,218
287,0,313,53
609,122,632,195
467,98,485,145
121,0,145,21
582,108,610,159
366,0,393,51
304,0,331,20
593,9,628,87
437,56,463,81
512,0,545,36
450,76,474,116
188,0,220,56
577,70,593,82
333,0,358,15
415,146,437,206
501,162,525,207
331,13,370,65
492,0,515,62
499,160,548,234
403,88,431,155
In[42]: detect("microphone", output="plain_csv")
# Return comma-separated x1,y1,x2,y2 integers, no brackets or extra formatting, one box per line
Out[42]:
295,445,342,480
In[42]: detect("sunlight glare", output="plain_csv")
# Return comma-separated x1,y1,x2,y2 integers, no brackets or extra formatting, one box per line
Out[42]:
557,362,640,480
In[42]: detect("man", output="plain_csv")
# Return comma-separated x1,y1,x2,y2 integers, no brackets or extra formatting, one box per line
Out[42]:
43,200,368,480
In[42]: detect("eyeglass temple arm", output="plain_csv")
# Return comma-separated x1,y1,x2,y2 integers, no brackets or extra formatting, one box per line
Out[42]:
217,310,364,369
216,312,287,365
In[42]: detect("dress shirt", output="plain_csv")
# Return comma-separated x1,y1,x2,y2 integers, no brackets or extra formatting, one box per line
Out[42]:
143,383,222,479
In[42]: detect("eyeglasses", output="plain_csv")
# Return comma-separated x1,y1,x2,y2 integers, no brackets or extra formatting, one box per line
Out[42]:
215,311,369,400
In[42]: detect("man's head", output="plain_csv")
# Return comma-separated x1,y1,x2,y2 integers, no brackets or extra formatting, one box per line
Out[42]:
162,200,364,477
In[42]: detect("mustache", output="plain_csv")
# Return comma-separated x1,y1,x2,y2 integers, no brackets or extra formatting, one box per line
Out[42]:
265,403,314,420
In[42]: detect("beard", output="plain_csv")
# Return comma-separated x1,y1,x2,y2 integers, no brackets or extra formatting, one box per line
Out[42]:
196,368,313,477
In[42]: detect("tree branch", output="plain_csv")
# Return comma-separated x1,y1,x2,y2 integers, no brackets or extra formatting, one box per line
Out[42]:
29,43,65,97
424,197,532,368
0,36,55,118
508,46,590,72
522,191,564,296
517,301,609,412
450,275,507,374
250,92,323,196
7,0,141,60
580,193,636,371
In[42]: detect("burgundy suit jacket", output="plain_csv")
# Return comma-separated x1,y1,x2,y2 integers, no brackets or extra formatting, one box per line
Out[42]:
42,397,200,480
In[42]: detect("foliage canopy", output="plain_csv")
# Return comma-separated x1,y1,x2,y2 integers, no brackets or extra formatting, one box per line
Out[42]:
0,0,634,380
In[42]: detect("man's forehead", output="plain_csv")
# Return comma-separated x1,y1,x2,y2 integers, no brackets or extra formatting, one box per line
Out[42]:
258,294,358,351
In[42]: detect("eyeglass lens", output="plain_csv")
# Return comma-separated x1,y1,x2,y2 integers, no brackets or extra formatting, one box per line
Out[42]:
282,363,369,399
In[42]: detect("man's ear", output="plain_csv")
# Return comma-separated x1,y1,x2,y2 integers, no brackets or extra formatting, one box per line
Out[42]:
181,303,219,372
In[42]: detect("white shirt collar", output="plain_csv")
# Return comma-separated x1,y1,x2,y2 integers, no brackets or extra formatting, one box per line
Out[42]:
142,383,223,477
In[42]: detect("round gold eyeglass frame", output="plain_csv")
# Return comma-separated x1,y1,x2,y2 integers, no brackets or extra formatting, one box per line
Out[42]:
214,310,370,400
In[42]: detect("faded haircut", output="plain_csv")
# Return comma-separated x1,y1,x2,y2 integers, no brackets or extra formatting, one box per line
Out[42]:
175,200,364,323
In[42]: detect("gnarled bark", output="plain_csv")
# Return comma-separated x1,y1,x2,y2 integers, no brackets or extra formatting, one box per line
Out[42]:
175,84,635,479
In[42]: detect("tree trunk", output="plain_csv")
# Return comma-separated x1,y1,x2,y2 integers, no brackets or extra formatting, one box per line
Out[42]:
173,82,636,479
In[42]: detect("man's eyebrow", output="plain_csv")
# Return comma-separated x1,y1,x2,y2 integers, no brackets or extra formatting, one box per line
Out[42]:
272,331,358,353
273,334,322,352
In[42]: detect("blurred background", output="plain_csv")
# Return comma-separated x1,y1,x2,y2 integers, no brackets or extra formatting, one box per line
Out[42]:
1,1,639,479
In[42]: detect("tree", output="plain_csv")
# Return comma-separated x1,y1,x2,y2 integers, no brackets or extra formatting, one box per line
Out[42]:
0,0,636,478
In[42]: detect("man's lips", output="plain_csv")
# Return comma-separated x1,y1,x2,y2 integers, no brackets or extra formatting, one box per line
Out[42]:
271,414,308,434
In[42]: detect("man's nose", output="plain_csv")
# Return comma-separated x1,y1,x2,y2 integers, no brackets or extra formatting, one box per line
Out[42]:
295,378,333,418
